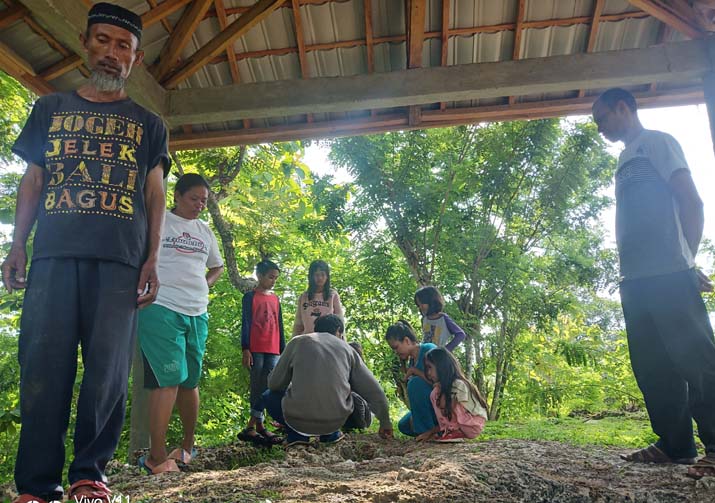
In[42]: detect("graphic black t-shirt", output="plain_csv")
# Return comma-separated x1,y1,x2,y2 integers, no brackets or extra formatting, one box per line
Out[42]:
12,91,170,268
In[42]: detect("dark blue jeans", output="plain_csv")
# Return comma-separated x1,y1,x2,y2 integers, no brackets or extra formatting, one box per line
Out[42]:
249,353,279,420
15,258,139,501
398,376,437,436
620,268,715,459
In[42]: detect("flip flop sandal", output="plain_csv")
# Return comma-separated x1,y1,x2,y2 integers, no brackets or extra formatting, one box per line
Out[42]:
137,455,181,475
257,428,284,445
68,480,112,502
620,444,695,465
238,427,266,445
168,447,198,465
686,454,715,479
13,495,48,503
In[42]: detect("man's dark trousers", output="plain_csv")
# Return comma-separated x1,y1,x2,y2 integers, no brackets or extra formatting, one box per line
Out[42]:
15,258,139,501
620,268,715,460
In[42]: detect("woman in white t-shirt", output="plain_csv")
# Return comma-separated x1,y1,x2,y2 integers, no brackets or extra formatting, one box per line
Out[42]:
292,260,344,335
137,173,224,474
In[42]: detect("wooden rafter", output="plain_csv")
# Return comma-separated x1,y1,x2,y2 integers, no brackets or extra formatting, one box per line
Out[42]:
628,0,704,38
578,0,605,98
291,0,312,122
439,0,450,111
0,3,28,29
145,0,173,34
364,0,374,73
0,39,54,94
169,86,705,150
142,0,192,29
166,39,712,127
162,0,286,89
406,0,426,125
649,21,673,92
508,0,526,105
215,0,251,129
38,54,82,81
152,0,214,82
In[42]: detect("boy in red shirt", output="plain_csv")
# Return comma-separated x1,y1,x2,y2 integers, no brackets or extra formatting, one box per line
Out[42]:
238,260,285,445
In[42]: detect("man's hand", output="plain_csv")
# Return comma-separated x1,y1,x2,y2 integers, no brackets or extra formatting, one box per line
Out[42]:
378,426,394,439
696,268,713,293
404,367,418,380
416,429,435,442
137,258,159,308
1,246,28,293
242,349,253,369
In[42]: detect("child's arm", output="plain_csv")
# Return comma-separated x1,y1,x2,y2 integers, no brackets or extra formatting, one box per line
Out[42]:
278,300,286,353
292,294,304,336
444,314,466,352
416,426,439,442
241,292,254,369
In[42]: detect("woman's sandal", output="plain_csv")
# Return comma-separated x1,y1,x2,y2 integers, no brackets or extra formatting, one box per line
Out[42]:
138,455,181,475
168,447,198,465
257,427,284,445
620,444,696,465
686,454,715,479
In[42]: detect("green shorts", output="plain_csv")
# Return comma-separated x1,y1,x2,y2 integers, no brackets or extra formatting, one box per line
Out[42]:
138,303,209,388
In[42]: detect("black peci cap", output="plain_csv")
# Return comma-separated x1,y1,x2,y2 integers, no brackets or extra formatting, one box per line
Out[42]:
87,2,142,42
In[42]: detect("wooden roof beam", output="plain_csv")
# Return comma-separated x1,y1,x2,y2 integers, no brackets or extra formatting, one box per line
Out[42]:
166,39,713,127
38,54,83,81
578,0,605,98
162,0,286,89
0,3,28,30
0,39,55,94
406,0,426,125
18,0,167,115
215,0,251,130
628,0,705,38
508,0,526,105
291,0,312,123
438,0,450,111
142,0,192,29
145,0,173,35
169,86,704,150
151,0,213,82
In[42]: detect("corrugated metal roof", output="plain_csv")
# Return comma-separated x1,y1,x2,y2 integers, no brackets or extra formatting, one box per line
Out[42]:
0,0,704,145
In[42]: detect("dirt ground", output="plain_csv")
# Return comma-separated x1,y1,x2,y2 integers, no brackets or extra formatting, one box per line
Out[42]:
93,435,715,502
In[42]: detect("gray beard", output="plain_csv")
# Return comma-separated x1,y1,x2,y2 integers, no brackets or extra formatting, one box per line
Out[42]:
89,70,125,92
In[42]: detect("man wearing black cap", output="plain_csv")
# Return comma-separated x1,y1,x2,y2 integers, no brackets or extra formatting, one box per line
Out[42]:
1,3,169,502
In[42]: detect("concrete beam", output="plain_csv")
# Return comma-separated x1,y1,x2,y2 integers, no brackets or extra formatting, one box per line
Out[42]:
166,39,713,127
18,0,167,116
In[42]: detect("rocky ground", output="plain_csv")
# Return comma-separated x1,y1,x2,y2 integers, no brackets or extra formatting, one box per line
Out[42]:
4,435,714,502
100,435,715,502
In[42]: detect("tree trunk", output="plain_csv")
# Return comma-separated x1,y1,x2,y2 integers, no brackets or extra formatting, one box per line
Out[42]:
206,191,255,293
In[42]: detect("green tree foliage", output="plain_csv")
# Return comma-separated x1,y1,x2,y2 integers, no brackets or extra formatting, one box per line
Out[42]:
329,121,620,418
0,72,33,165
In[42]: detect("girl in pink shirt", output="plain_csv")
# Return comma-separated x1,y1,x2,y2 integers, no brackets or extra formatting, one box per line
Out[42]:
292,260,344,335
417,347,488,442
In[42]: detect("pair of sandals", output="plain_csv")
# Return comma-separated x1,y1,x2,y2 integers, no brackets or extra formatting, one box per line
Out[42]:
238,426,284,446
621,443,715,479
138,447,198,475
14,480,112,503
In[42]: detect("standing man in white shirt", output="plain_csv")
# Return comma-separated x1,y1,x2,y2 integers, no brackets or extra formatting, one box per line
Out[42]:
592,88,715,478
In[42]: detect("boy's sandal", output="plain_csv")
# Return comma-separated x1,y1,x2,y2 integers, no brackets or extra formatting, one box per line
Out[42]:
237,427,265,444
138,455,181,475
13,495,48,503
620,444,695,465
686,454,715,479
256,428,284,445
168,447,198,465
68,480,112,502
